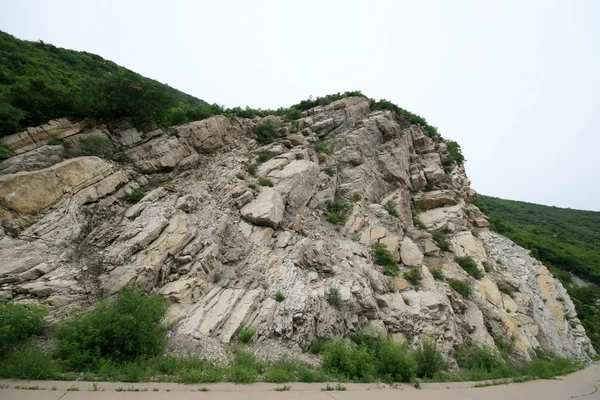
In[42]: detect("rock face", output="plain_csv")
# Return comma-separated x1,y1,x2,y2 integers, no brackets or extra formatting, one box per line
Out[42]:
0,96,595,363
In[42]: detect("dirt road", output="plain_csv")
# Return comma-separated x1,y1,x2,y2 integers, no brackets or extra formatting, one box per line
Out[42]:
0,364,598,400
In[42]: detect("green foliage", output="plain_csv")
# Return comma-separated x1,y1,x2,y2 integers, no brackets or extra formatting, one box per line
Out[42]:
305,337,328,354
326,288,342,309
0,344,58,380
425,179,435,192
274,291,285,302
0,145,13,159
375,341,417,383
403,267,423,289
247,183,258,191
56,289,169,369
326,200,348,225
443,140,465,165
46,133,64,145
322,167,336,176
292,91,366,112
371,242,399,276
285,107,302,120
482,261,491,272
414,341,446,378
0,302,47,353
236,172,245,180
448,279,472,299
383,201,399,217
245,163,258,177
455,345,504,372
430,268,445,281
313,141,332,155
257,151,272,162
123,187,148,204
70,136,117,160
478,195,600,352
255,122,277,144
413,216,427,229
431,230,450,251
258,177,274,187
238,326,255,343
454,256,483,279
226,351,262,383
497,281,514,295
0,31,205,137
322,340,375,382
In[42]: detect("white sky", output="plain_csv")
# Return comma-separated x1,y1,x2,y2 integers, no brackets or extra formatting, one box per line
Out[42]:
1,0,599,211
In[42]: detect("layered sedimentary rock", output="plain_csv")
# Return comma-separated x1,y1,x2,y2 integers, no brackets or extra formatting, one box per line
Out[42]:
0,97,595,363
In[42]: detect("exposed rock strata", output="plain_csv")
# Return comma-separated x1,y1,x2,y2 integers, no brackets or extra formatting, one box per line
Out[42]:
0,97,595,363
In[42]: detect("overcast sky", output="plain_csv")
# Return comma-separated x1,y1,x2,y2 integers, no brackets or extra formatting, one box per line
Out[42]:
1,0,599,211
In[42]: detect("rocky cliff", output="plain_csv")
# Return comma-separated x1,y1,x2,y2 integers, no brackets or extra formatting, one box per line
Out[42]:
0,97,595,363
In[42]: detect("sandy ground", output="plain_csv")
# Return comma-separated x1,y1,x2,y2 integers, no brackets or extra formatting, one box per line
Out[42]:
0,364,598,399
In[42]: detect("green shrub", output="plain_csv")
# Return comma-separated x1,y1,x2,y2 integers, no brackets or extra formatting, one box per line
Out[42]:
322,167,336,176
403,267,422,289
322,340,375,382
414,341,446,378
413,216,426,229
454,256,483,279
482,261,491,272
255,122,277,144
326,200,348,225
305,337,328,354
383,202,399,218
72,136,116,159
425,180,435,192
448,279,471,299
245,163,258,177
430,268,445,281
263,359,299,383
0,302,47,353
372,242,398,276
274,291,285,302
46,133,64,145
326,288,342,309
238,326,256,343
431,231,450,252
56,289,169,369
257,151,272,163
0,145,13,160
376,341,416,383
313,141,332,155
444,140,465,165
0,344,58,379
285,107,302,121
227,351,263,383
455,345,503,372
248,183,258,191
497,281,514,295
258,177,274,187
123,187,148,204
236,172,245,180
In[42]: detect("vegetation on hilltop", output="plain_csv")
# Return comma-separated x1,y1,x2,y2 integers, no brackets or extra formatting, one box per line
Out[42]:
0,31,464,166
476,195,600,351
0,30,205,136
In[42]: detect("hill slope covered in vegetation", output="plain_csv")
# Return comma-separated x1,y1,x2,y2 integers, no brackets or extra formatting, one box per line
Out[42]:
0,30,207,137
477,195,600,351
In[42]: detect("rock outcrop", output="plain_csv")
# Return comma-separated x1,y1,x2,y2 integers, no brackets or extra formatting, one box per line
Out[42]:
0,97,595,363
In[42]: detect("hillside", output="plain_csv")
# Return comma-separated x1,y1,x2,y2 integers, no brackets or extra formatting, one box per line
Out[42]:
477,196,600,284
477,195,600,351
0,31,206,137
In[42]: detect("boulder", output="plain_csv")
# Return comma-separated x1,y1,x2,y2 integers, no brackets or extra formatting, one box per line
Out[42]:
401,237,423,266
240,188,285,228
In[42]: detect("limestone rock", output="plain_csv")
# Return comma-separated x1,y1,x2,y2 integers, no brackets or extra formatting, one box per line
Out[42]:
401,237,423,266
240,189,285,228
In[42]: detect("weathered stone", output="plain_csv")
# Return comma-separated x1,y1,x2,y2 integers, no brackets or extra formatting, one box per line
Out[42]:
401,237,423,266
240,189,285,228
